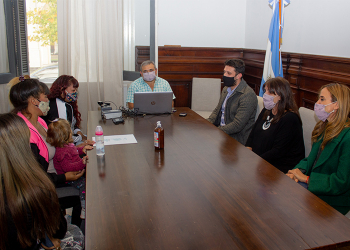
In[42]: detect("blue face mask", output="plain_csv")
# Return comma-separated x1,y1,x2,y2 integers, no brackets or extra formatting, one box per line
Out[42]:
65,91,78,102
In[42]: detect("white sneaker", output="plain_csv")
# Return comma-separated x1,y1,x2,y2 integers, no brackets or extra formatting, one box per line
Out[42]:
80,208,85,219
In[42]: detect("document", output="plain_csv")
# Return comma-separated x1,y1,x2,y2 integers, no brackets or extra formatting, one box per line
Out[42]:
92,134,137,146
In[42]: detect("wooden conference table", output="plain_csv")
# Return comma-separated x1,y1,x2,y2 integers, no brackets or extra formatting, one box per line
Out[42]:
86,108,350,250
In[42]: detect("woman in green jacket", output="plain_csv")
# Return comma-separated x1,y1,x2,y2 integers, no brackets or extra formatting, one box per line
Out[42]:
287,83,350,215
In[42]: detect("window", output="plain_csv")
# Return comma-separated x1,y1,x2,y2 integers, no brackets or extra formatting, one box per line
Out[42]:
0,0,9,74
0,0,29,84
27,0,58,83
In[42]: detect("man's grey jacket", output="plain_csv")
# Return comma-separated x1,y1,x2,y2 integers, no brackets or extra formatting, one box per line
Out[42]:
207,79,257,145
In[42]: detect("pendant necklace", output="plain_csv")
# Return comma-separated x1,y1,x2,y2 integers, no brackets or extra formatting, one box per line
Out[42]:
262,115,273,130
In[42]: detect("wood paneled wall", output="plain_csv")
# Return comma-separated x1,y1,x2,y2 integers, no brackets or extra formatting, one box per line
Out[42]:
136,46,350,109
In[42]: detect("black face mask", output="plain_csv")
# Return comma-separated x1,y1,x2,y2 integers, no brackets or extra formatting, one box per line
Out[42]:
223,75,237,87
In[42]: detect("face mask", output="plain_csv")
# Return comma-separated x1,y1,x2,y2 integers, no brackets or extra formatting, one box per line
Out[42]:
223,75,237,87
143,71,156,82
65,91,78,102
314,102,336,122
263,93,278,110
36,99,50,116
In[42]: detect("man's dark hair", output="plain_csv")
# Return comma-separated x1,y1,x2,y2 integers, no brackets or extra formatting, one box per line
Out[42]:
224,59,245,77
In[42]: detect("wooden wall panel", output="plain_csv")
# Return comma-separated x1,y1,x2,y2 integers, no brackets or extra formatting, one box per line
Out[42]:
170,81,191,107
243,50,265,94
135,46,350,109
284,53,350,108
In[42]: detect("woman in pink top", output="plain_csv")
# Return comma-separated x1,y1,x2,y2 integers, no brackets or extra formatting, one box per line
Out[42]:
9,76,85,226
47,118,92,219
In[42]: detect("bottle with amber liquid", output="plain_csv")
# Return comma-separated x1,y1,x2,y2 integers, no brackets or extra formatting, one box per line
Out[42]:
154,121,164,149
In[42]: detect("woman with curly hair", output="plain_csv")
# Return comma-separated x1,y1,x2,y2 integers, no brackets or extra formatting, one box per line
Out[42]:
287,83,350,215
44,75,93,146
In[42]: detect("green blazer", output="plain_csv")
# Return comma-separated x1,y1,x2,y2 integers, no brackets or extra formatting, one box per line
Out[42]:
294,127,350,215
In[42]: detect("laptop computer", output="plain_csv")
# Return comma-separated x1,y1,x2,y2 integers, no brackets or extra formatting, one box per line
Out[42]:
134,92,173,114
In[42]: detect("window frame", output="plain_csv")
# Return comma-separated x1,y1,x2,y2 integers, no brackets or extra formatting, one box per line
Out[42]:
0,0,29,84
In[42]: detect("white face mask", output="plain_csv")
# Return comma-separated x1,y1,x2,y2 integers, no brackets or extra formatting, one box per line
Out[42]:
36,99,50,116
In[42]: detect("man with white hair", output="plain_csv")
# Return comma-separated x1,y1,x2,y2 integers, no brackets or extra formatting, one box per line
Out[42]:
126,60,175,109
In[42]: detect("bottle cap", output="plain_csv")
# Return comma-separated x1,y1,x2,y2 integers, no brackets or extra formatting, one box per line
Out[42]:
157,121,161,126
95,125,103,135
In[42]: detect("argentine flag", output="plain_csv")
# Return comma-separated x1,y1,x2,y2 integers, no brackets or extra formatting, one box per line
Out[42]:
259,0,290,96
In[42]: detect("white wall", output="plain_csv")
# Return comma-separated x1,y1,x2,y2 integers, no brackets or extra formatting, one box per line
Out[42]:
135,0,247,48
135,0,150,46
136,0,350,57
245,0,350,58
244,0,270,51
158,0,246,47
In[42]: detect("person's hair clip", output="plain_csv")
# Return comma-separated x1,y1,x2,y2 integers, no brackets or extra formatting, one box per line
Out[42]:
51,118,59,123
19,75,25,82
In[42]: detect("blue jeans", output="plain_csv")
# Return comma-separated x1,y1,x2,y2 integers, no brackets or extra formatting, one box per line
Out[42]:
68,176,86,209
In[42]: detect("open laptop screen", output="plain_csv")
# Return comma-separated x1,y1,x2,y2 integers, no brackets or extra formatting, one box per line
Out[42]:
134,92,173,114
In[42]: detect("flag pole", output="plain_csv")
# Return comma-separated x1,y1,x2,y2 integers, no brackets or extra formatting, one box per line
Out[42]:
279,0,282,44
259,0,290,96
279,0,282,74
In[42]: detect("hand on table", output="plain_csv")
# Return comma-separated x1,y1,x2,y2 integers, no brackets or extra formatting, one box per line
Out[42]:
286,169,308,183
82,156,89,164
77,139,95,148
83,145,93,154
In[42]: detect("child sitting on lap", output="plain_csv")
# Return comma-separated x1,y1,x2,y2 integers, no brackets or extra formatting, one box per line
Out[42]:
47,118,92,219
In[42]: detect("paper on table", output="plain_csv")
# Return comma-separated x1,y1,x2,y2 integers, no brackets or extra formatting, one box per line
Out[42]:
92,134,137,146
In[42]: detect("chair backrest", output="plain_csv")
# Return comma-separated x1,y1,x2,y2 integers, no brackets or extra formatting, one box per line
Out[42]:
191,77,221,111
123,80,133,108
256,96,264,120
299,107,319,157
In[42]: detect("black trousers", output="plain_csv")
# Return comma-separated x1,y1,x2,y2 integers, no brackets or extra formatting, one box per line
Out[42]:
58,195,82,228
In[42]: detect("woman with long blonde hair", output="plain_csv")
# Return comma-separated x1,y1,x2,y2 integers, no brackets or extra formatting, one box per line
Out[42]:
287,83,350,214
0,113,66,250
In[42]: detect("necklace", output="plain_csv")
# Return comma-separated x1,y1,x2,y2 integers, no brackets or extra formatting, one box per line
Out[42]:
262,116,273,130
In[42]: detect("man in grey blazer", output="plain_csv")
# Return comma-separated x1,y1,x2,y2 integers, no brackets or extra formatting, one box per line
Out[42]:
207,59,257,145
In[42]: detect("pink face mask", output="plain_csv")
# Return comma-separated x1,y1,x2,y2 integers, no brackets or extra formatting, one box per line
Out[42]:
143,71,156,82
314,102,336,122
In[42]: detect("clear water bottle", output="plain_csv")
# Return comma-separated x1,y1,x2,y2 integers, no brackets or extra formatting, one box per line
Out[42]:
95,125,105,155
